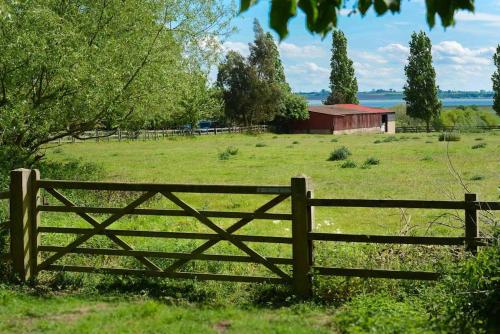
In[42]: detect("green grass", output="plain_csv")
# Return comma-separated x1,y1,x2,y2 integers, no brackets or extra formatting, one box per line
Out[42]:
0,287,334,334
3,131,498,333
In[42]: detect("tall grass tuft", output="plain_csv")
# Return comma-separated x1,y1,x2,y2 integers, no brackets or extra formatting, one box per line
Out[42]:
328,146,352,161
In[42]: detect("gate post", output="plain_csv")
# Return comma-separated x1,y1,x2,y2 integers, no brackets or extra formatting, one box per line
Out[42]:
291,175,313,299
464,193,478,255
9,169,40,281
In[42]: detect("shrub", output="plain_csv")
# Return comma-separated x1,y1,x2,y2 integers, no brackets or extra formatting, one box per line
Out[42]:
218,151,231,160
382,136,399,143
427,231,500,333
218,146,239,160
226,146,238,155
341,160,357,168
255,143,267,147
438,132,461,142
328,146,351,161
363,157,380,166
471,143,486,149
335,294,433,334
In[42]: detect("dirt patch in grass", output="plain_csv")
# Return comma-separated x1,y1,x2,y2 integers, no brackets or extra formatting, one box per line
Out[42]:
213,320,232,333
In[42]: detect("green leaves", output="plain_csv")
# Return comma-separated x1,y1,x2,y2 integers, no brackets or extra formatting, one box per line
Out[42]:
240,0,475,39
270,0,298,40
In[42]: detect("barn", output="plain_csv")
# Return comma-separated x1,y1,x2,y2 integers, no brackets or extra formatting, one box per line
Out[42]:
292,104,396,134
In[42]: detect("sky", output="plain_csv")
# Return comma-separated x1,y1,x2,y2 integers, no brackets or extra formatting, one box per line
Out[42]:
218,0,500,92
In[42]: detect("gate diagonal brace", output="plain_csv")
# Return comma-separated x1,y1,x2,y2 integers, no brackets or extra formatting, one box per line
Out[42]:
42,188,161,271
161,191,291,281
39,191,157,270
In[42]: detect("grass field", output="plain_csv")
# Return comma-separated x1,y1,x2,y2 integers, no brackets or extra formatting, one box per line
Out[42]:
1,131,499,333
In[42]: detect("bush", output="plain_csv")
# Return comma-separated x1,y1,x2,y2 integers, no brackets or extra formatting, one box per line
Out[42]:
328,146,352,161
341,160,357,168
438,133,461,142
427,231,500,333
471,143,487,149
382,136,399,143
363,157,380,166
218,146,239,160
335,294,433,334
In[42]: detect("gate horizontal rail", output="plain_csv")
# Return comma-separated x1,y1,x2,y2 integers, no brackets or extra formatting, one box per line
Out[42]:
38,180,291,195
38,226,293,244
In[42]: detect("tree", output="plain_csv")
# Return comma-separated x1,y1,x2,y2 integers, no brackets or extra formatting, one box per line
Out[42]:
0,0,232,173
403,31,441,132
217,20,307,127
493,45,500,116
240,0,475,39
324,30,358,105
217,51,254,125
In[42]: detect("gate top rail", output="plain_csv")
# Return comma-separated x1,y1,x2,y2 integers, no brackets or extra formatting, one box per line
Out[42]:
38,180,291,195
308,198,500,210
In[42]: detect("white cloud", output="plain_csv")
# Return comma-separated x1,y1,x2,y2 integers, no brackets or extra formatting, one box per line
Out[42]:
279,42,327,59
433,41,495,66
221,41,249,56
455,11,500,26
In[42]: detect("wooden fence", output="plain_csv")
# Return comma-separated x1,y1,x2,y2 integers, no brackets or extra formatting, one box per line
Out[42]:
1,169,498,298
396,125,500,133
53,125,268,144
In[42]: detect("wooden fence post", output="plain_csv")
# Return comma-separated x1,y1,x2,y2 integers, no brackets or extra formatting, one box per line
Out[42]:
291,175,313,299
9,169,40,281
465,193,478,255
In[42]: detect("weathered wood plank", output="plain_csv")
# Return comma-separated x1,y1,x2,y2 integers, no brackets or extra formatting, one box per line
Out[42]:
45,265,286,283
291,176,313,298
308,233,466,245
45,188,162,271
475,201,500,210
38,246,293,264
38,205,292,220
308,198,465,209
38,180,291,195
38,226,293,244
313,266,440,280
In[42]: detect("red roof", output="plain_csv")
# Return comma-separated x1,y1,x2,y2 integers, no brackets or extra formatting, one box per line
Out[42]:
308,104,392,116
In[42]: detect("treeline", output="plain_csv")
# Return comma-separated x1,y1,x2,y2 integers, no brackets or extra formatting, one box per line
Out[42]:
0,0,238,181
216,20,308,131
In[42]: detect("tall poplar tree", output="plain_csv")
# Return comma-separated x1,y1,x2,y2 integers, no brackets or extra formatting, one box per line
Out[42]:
403,31,441,132
324,30,358,105
492,45,500,116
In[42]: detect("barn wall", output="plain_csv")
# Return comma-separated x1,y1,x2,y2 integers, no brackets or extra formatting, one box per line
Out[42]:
333,114,382,131
292,112,334,133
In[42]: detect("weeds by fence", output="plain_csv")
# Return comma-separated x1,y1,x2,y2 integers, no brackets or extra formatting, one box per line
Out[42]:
52,125,268,144
396,125,500,133
1,169,498,298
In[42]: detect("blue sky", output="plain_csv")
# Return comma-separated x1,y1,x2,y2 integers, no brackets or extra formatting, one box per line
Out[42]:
219,0,500,92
